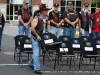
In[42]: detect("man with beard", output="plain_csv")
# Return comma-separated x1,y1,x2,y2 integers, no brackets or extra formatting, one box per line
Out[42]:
79,2,91,36
63,1,79,38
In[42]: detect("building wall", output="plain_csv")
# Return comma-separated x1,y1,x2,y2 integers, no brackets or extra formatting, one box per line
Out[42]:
0,0,7,21
53,0,60,5
33,0,41,5
0,0,6,3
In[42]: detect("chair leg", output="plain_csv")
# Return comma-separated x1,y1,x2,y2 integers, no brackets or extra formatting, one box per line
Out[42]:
69,57,72,70
28,53,29,60
43,51,45,64
67,57,68,64
14,47,17,60
54,55,57,70
14,48,16,60
94,57,96,69
79,55,83,69
18,54,20,64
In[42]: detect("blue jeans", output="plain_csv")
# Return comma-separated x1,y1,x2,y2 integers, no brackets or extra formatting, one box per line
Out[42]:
90,32,100,39
0,28,3,49
80,28,89,37
18,25,31,38
50,26,62,38
28,36,42,71
64,27,76,38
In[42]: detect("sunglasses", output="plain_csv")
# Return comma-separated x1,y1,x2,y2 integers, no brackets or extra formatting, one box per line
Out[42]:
25,3,28,4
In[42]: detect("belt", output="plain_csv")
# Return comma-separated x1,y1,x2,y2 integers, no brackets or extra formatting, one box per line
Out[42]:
50,25,61,28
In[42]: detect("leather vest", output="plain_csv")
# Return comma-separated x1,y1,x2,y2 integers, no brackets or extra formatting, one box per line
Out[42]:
31,15,44,36
51,11,61,26
80,11,87,29
64,10,77,27
80,11,91,30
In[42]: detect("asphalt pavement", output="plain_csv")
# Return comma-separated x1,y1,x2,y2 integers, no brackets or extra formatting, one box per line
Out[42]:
0,24,100,75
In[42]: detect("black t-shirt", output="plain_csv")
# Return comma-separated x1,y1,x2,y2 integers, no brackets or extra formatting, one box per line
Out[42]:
63,10,79,23
49,11,63,25
0,14,5,28
18,8,32,25
33,10,40,18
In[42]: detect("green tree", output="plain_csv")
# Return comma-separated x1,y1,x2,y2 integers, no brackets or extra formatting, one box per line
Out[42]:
92,0,100,6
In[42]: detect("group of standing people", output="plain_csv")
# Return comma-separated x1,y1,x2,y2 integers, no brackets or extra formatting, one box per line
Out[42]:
17,0,100,74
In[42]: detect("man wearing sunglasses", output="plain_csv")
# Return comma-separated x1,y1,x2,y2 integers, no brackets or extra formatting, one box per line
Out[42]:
63,1,79,38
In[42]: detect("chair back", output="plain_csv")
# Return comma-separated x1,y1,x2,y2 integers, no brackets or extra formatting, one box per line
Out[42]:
92,38,100,51
57,41,73,55
59,36,71,42
20,37,32,52
79,36,91,43
14,35,28,48
80,41,97,55
40,33,62,51
40,33,60,46
69,38,81,52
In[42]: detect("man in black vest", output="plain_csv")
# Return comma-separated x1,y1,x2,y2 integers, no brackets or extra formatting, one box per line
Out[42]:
49,3,64,38
79,2,91,36
18,0,32,38
63,1,79,38
28,4,52,74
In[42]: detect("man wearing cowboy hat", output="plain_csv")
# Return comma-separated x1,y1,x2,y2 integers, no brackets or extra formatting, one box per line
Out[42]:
28,4,52,74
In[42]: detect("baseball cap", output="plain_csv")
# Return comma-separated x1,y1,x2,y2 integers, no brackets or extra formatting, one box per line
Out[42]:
23,0,29,4
40,4,51,11
54,3,59,7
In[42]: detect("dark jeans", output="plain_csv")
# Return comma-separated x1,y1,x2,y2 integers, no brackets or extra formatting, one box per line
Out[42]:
90,32,100,40
0,28,3,49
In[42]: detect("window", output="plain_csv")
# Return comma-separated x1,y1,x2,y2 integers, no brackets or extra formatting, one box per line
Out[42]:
91,3,97,13
76,1,81,7
6,0,32,21
10,5,13,15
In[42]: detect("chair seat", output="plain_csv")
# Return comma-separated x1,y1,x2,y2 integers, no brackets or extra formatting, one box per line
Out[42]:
23,51,33,53
83,55,100,57
46,42,62,46
59,54,75,57
73,51,81,53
